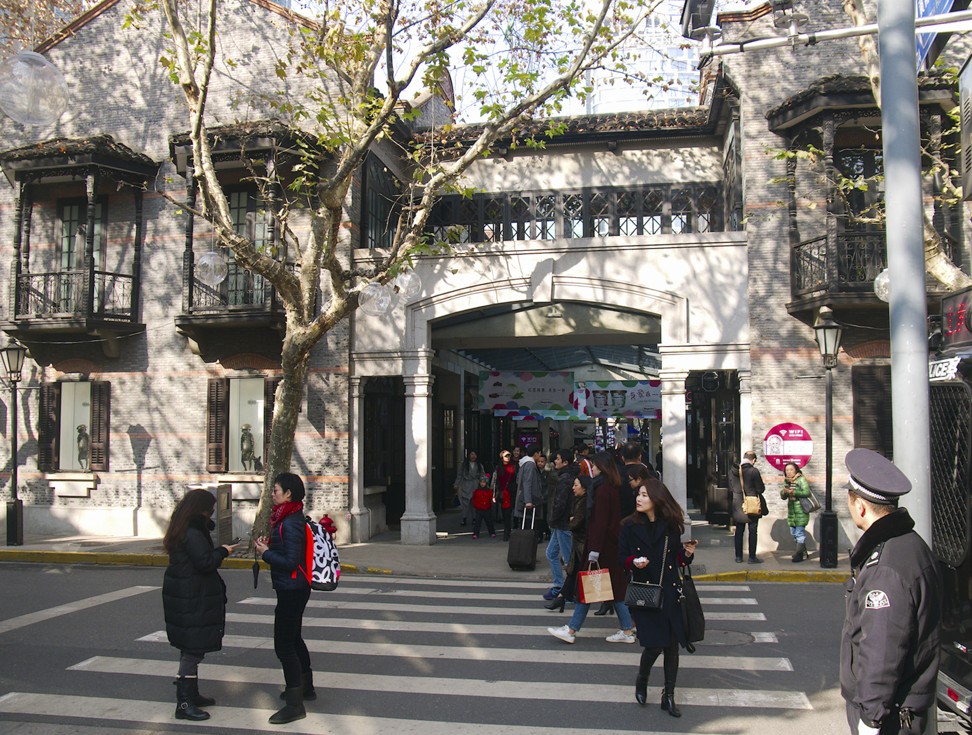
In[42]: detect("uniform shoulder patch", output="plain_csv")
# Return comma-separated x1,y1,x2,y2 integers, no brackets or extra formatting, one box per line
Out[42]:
865,590,890,609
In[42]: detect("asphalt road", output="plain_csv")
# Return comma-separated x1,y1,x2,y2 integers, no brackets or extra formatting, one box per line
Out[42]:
0,562,851,734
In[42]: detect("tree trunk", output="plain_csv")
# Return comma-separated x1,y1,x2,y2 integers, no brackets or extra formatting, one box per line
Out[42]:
252,338,310,537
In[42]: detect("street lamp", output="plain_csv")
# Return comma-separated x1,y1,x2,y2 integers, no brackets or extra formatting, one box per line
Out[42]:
813,306,843,568
0,341,27,546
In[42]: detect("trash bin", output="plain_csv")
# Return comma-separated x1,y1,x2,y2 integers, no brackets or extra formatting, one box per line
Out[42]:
188,483,233,546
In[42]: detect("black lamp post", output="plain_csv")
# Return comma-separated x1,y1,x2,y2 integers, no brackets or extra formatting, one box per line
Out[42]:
813,306,843,569
0,341,27,546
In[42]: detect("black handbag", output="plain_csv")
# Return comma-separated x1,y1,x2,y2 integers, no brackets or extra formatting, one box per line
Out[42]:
799,491,821,514
679,565,705,652
625,537,667,611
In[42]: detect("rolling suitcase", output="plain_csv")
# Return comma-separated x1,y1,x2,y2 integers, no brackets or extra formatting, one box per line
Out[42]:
507,508,538,570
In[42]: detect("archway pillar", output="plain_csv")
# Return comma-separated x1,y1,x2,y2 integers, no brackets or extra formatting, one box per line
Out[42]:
659,369,690,526
402,351,437,545
738,369,753,455
348,376,371,543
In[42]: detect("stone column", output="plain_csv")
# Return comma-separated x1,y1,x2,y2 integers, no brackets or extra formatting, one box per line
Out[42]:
738,369,752,454
660,370,689,517
401,353,436,545
348,376,371,542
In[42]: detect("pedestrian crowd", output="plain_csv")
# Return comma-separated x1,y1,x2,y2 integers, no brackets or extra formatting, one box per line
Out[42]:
159,444,944,733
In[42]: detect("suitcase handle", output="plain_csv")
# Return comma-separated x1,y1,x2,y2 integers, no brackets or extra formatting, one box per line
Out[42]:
520,506,536,530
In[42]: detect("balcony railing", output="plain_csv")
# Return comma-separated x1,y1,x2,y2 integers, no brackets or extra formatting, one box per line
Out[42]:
791,229,887,298
184,261,292,316
15,270,136,321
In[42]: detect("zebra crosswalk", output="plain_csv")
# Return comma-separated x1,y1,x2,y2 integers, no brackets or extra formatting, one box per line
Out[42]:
0,574,823,733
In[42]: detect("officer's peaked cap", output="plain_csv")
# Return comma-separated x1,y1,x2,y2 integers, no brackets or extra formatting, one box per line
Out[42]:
844,448,911,505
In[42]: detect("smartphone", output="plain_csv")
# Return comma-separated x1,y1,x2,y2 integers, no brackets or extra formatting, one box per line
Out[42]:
230,537,242,545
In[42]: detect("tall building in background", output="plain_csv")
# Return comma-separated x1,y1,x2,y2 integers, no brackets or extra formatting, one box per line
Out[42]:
586,0,700,113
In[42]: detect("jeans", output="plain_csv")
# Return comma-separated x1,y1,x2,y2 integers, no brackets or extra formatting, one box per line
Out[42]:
790,525,806,544
568,597,634,632
274,587,312,688
545,529,572,591
734,518,759,559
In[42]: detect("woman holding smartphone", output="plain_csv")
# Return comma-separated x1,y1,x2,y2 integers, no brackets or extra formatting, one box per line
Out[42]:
254,473,314,725
780,462,813,562
618,476,696,717
162,489,239,721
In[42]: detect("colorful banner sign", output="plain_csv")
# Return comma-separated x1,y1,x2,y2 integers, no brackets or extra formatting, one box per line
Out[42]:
478,371,575,419
577,380,661,419
762,423,813,472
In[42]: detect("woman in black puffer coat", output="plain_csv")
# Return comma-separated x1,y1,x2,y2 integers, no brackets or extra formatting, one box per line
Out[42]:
162,489,238,721
254,472,313,725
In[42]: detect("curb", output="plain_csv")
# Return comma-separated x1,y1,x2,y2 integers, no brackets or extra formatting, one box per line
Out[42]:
0,549,392,576
695,570,846,583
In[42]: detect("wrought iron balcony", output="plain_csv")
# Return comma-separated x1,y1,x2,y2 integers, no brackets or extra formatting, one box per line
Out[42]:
13,269,137,322
791,229,887,298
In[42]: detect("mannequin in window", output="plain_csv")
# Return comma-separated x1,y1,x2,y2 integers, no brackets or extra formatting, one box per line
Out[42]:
77,424,90,470
241,424,255,471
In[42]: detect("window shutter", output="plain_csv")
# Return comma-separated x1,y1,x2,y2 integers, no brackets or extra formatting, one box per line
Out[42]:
264,377,281,464
38,383,61,472
852,365,893,458
206,378,229,473
89,381,111,471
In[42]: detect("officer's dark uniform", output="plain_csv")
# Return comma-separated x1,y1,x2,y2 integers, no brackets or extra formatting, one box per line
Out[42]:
840,449,942,735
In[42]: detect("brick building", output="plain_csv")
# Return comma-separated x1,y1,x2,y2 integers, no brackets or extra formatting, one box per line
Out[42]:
0,0,965,551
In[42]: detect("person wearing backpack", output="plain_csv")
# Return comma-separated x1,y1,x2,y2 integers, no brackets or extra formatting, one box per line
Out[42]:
254,473,314,725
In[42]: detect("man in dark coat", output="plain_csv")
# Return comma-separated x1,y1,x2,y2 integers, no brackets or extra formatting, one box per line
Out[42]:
727,450,766,563
543,449,579,600
840,448,942,735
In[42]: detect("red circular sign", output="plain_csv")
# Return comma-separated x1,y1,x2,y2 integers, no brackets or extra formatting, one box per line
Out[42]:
762,423,813,472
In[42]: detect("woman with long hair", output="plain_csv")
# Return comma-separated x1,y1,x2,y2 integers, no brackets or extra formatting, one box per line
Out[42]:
491,449,517,540
547,450,636,644
619,478,697,716
780,461,813,562
162,489,238,721
254,473,313,725
453,449,486,527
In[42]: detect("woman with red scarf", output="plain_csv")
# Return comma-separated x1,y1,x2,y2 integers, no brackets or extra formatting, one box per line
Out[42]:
254,473,313,725
491,449,517,541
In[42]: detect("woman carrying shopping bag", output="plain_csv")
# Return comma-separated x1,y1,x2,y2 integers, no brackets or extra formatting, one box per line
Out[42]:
619,477,697,717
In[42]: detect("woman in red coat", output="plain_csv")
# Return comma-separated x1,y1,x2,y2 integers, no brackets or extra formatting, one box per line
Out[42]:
548,451,636,644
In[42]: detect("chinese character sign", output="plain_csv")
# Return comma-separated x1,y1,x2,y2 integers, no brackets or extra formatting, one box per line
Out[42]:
578,380,661,419
762,423,813,472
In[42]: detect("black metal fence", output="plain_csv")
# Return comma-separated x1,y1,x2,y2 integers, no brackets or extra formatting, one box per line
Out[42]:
15,270,135,320
929,381,972,568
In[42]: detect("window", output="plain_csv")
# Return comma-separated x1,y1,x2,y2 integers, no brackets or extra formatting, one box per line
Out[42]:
207,377,280,472
225,189,268,306
852,365,893,458
363,155,401,249
38,381,111,471
57,199,107,312
427,185,728,245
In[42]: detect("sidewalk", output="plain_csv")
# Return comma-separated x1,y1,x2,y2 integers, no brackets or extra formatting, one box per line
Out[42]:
0,509,849,583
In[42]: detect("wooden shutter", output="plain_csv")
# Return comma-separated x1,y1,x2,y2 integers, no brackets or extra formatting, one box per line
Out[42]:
852,365,893,458
206,378,229,473
37,383,61,472
264,377,281,464
89,381,111,471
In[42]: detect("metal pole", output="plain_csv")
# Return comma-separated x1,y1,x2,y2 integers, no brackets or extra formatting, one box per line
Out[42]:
878,0,932,545
820,365,838,568
6,379,22,546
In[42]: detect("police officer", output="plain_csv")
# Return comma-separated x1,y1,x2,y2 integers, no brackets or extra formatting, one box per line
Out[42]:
840,448,942,735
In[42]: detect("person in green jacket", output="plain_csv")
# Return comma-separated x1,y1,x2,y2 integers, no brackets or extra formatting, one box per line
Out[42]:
780,462,813,563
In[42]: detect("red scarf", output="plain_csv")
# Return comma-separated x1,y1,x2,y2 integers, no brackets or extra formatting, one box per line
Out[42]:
270,500,304,529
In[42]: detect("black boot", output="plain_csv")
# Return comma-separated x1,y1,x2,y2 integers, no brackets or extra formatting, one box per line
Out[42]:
269,686,306,725
544,596,565,612
187,676,215,707
791,543,807,563
635,675,648,705
174,677,210,721
593,601,615,616
280,670,317,701
661,689,681,718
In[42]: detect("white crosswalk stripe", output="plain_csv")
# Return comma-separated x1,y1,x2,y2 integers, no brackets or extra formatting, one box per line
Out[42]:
1,575,812,733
